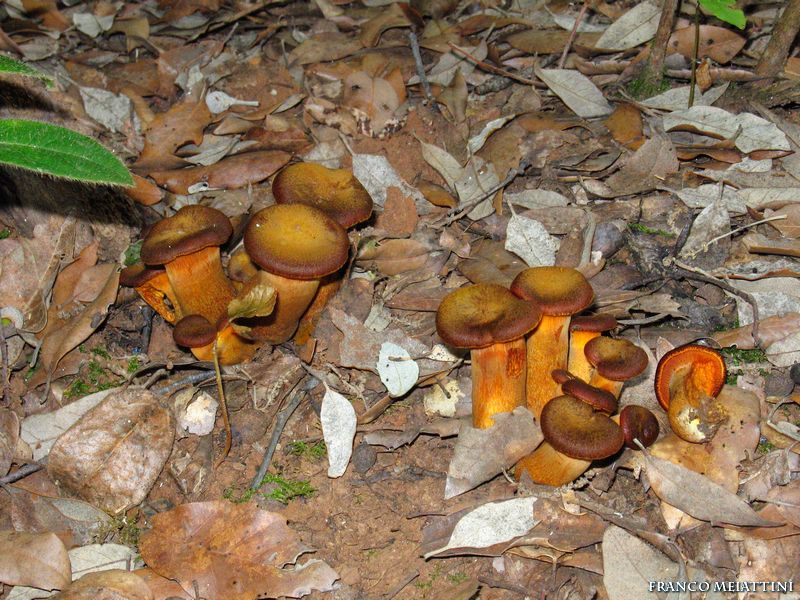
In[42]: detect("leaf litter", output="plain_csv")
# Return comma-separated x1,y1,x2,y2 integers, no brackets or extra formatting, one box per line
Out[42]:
1,0,800,597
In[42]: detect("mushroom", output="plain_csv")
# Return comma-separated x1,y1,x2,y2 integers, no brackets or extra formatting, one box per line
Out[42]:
140,205,235,325
172,314,258,366
243,204,350,343
272,162,373,228
560,377,618,414
540,395,624,460
436,284,542,428
120,263,180,324
584,337,648,398
618,405,660,448
568,314,617,382
654,344,727,443
510,267,594,418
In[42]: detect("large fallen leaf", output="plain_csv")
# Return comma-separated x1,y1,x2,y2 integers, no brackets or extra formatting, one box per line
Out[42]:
663,106,790,154
31,265,118,388
47,388,173,514
602,525,678,600
139,501,339,600
320,384,356,478
595,1,660,50
668,25,746,64
641,448,781,527
606,136,678,196
356,238,432,275
134,97,211,170
0,531,70,590
444,407,542,499
422,497,540,558
534,66,612,118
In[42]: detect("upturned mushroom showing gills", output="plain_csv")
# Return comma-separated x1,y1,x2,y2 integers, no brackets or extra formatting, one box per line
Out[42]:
272,162,373,228
436,284,542,429
139,205,235,325
120,263,180,324
568,314,617,382
173,314,257,366
584,336,648,398
510,267,594,419
243,204,350,344
654,344,727,443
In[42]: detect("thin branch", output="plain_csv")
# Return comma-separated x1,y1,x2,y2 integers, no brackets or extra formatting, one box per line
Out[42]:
408,31,438,112
558,0,591,69
447,43,540,86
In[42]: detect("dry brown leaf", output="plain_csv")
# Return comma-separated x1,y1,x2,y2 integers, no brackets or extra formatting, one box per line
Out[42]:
356,238,431,275
712,313,800,349
374,187,418,237
359,2,411,47
604,103,645,150
30,264,118,388
668,25,746,64
742,232,800,258
0,215,76,333
134,97,212,171
149,150,291,194
139,501,339,600
445,407,542,499
0,531,70,590
506,30,599,54
53,570,153,600
642,448,781,527
0,408,19,477
47,388,173,514
605,136,679,196
133,568,192,600
126,174,164,206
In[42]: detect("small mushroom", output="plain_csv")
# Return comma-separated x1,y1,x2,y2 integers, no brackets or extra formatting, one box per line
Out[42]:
584,337,648,398
120,263,180,323
568,314,617,382
618,405,660,448
540,395,624,460
172,314,257,366
272,162,374,228
436,284,542,428
654,344,727,443
510,267,595,418
243,204,350,343
561,378,618,414
140,205,235,325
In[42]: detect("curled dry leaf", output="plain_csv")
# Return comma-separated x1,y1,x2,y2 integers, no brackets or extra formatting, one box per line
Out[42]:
47,388,173,514
52,570,153,600
641,447,781,527
139,501,339,600
134,97,212,170
0,408,19,477
445,407,542,499
0,531,71,591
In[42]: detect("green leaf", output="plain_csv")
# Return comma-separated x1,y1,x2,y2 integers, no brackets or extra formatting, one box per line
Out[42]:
698,0,746,29
0,55,53,86
0,119,133,186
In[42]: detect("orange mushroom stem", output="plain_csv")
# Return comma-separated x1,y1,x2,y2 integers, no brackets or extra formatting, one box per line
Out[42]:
510,267,594,419
654,344,727,443
515,441,591,487
120,263,180,324
436,284,541,429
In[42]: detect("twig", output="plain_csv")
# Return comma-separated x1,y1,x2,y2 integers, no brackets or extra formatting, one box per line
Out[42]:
578,210,597,269
151,371,217,396
0,460,44,485
447,43,540,86
212,340,231,469
558,0,591,69
668,258,763,348
250,385,307,490
477,576,528,596
408,31,438,112
0,319,10,406
681,214,787,259
384,571,420,600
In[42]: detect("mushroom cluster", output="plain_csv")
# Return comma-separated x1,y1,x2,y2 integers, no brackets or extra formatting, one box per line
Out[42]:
436,266,661,487
122,162,373,364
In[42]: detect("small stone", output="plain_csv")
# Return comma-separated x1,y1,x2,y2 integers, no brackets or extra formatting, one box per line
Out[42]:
765,371,795,397
351,441,377,474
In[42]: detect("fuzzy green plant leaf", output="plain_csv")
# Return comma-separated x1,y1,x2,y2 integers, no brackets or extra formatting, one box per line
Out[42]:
0,55,53,86
698,0,746,29
0,119,133,186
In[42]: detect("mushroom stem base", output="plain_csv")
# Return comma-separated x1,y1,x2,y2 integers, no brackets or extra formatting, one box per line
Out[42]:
515,442,591,486
471,339,527,429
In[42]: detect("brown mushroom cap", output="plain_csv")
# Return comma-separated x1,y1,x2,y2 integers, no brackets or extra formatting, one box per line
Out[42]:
551,369,575,385
510,267,594,316
140,205,233,265
540,395,624,460
436,284,542,349
584,337,648,381
243,204,350,280
561,378,618,414
272,162,373,228
654,344,726,410
119,263,166,287
570,314,617,333
173,314,216,348
619,405,660,448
